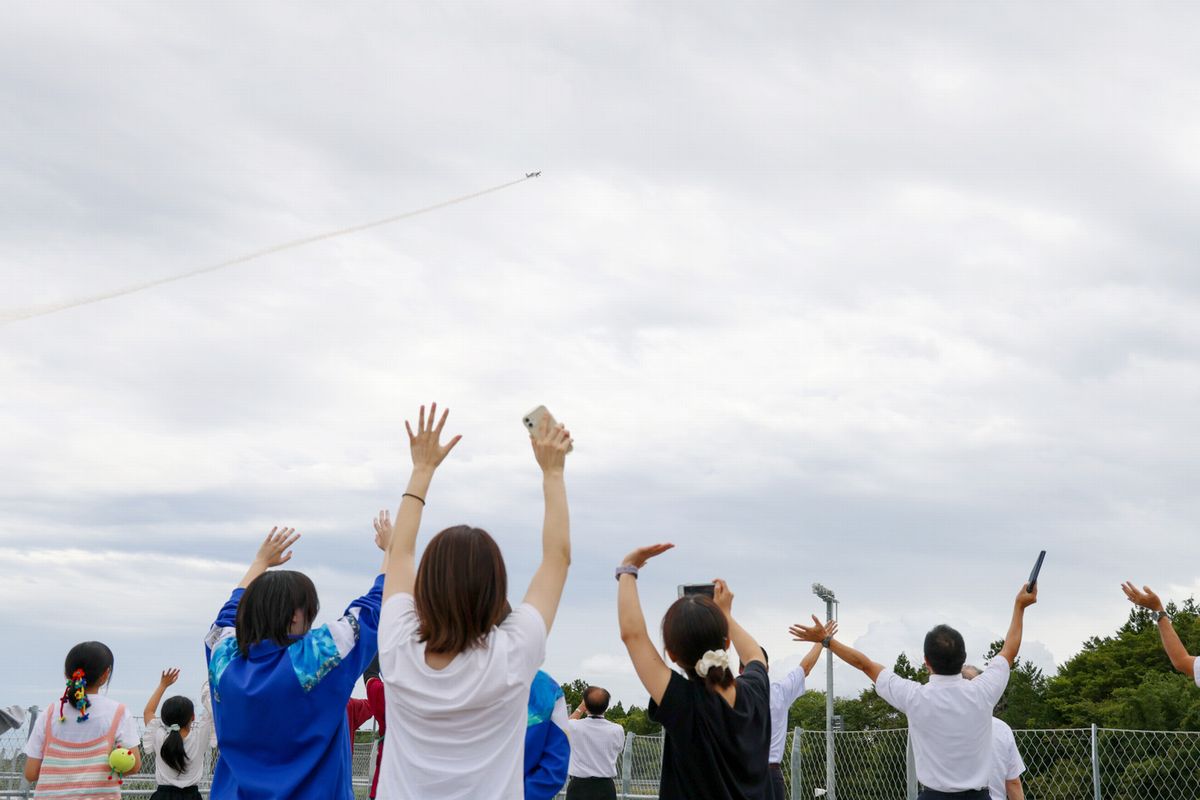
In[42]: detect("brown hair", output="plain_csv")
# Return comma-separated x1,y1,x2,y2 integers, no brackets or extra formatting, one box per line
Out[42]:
414,525,509,655
661,595,734,692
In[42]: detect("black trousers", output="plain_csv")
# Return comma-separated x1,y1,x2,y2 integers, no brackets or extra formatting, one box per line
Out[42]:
566,776,618,800
768,763,786,800
149,786,202,800
917,789,989,800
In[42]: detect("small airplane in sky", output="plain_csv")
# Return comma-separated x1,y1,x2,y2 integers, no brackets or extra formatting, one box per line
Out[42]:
526,171,541,178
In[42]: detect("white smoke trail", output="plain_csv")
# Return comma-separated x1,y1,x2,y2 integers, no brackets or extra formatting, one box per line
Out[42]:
0,174,537,325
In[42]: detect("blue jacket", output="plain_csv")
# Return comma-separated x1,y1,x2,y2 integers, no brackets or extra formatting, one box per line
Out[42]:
525,670,570,800
204,574,383,800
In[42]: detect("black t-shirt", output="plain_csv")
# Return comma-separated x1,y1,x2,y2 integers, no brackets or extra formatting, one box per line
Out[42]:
648,660,772,800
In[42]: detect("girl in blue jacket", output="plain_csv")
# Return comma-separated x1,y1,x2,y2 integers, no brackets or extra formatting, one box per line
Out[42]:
204,526,384,800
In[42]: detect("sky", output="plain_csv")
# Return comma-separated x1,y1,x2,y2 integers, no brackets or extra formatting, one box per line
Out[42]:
3,1,1200,717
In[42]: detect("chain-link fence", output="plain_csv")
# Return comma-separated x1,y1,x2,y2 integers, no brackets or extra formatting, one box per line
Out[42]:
9,713,1200,800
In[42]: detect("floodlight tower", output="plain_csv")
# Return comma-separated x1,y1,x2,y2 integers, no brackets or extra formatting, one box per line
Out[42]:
812,583,839,800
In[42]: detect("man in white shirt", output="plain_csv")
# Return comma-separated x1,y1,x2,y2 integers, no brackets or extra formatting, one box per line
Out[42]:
565,686,626,800
792,582,1038,800
962,665,1026,799
744,643,826,800
1121,582,1200,689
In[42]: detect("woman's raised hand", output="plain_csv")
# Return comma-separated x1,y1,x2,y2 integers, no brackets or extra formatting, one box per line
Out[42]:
531,414,572,475
621,543,675,569
373,509,393,551
253,526,300,569
406,403,462,472
159,668,180,687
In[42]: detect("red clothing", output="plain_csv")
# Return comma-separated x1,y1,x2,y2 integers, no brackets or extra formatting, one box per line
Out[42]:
346,678,387,798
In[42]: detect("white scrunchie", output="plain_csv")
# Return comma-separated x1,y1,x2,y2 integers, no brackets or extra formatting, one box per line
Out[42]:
167,724,181,732
695,649,730,678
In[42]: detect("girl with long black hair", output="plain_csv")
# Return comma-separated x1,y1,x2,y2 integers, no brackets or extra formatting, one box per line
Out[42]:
142,669,212,800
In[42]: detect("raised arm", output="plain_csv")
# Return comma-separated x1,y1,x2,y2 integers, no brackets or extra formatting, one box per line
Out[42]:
237,527,300,589
800,640,827,676
521,417,573,631
791,617,883,681
997,582,1039,667
384,403,462,602
712,580,765,668
142,669,180,724
618,543,675,704
1123,582,1197,675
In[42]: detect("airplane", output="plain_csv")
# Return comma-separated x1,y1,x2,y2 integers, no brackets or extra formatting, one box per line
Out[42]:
526,171,541,178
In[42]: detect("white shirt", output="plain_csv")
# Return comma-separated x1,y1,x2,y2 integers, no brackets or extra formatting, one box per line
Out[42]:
874,659,1010,793
141,692,214,789
24,694,140,759
986,717,1025,800
1193,657,1200,687
376,594,547,800
566,716,626,778
769,665,807,763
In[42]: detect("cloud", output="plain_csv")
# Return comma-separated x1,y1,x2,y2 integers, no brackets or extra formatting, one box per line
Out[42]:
4,1,1200,712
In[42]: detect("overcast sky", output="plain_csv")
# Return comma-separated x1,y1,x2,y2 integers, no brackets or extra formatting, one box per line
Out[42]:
3,1,1200,718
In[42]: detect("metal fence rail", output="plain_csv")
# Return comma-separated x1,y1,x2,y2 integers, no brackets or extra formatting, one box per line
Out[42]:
8,713,1200,800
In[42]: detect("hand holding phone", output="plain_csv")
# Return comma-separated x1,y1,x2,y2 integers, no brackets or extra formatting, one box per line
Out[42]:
1026,550,1046,593
523,405,574,453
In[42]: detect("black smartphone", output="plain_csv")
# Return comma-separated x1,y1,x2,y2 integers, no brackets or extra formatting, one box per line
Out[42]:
678,583,715,598
1027,550,1046,592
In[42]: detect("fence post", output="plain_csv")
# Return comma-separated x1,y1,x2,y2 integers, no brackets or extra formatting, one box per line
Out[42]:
621,731,635,798
905,729,918,800
1090,723,1101,800
790,727,802,800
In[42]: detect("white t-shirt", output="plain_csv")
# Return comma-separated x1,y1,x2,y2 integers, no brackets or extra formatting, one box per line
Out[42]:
24,694,140,759
376,594,548,800
874,659,1010,793
769,665,807,763
566,717,626,778
986,717,1025,800
1193,657,1200,687
142,707,213,788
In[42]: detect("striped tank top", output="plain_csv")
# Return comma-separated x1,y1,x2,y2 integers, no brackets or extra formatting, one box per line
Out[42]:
32,702,127,799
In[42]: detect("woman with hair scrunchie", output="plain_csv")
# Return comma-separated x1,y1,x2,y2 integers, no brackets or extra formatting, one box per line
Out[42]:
617,545,774,800
142,669,213,800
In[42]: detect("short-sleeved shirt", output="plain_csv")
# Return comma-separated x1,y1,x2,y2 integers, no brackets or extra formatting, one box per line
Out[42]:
376,594,548,800
567,717,626,778
142,713,213,788
24,694,139,759
986,717,1025,800
768,665,807,763
648,660,772,800
874,659,1010,793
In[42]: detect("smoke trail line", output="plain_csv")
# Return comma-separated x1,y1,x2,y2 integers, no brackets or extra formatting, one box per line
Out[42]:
1,173,537,325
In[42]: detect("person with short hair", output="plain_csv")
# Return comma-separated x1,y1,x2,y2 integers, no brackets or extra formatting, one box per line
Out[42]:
961,665,1025,800
565,686,626,800
746,642,827,800
204,526,383,800
792,582,1038,800
1121,582,1199,686
376,405,574,800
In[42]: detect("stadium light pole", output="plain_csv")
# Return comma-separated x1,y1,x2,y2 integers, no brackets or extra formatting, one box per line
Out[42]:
812,583,838,800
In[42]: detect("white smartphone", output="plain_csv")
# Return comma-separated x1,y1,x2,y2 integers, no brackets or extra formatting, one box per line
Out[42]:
522,405,574,453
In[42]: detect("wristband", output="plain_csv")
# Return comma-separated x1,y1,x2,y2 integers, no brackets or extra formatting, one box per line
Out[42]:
615,565,639,581
822,636,832,648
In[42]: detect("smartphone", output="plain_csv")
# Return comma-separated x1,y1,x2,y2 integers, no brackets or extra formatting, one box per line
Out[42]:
1027,550,1046,592
522,405,574,453
678,583,716,599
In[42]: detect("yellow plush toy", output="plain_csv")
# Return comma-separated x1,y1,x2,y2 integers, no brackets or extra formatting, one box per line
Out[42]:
108,748,136,784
